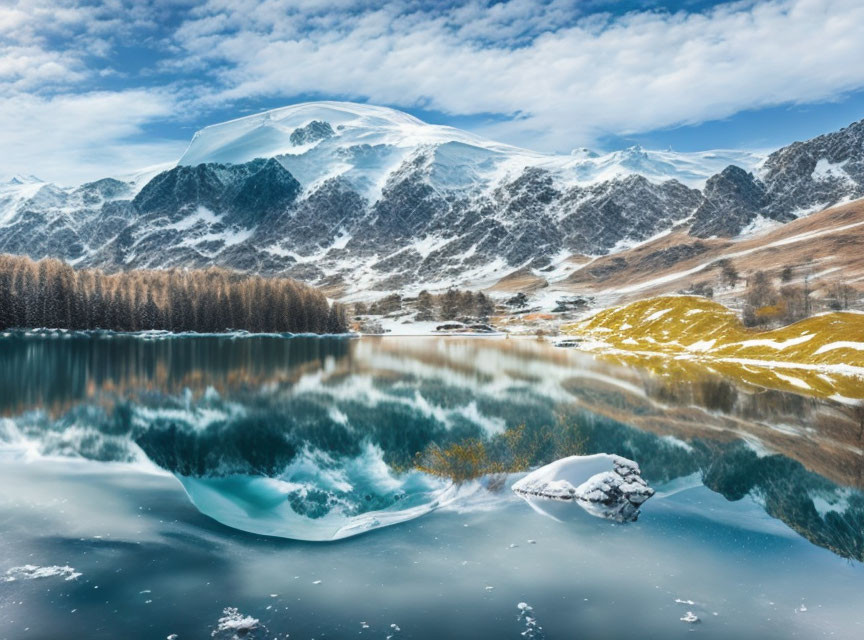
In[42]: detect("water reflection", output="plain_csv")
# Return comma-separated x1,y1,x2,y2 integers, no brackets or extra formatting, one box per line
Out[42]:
0,333,350,416
0,333,862,553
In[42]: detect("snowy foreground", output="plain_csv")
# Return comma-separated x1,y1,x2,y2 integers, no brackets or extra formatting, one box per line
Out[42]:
2,454,862,640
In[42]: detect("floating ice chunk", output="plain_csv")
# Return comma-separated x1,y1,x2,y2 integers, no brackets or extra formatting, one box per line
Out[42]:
212,607,262,639
680,612,700,624
512,454,654,522
2,565,81,582
517,602,544,639
675,598,696,605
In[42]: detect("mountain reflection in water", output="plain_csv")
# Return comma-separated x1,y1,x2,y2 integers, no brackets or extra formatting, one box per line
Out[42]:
0,333,861,555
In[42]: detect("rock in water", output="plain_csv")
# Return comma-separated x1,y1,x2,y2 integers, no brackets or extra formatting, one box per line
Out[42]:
511,454,655,522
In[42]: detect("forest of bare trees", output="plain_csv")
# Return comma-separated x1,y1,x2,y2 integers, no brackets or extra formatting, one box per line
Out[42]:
0,254,347,334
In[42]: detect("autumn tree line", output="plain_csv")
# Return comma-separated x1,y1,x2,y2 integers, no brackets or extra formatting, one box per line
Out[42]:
0,254,348,334
355,288,497,322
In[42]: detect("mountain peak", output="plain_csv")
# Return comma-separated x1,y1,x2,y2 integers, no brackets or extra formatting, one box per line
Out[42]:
570,147,600,159
4,174,43,186
179,101,512,167
0,107,861,296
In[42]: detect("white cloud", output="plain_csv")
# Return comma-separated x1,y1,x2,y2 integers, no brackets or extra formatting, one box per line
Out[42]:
0,91,187,184
0,1,187,182
171,0,864,151
2,0,864,183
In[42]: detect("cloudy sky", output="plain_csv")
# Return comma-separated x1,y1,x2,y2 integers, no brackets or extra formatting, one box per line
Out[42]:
3,0,864,184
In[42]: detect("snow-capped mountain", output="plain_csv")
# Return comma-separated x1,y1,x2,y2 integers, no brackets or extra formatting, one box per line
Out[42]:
690,119,864,237
178,102,760,195
0,101,861,296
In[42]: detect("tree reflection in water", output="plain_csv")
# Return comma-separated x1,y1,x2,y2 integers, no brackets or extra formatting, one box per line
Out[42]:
0,333,861,558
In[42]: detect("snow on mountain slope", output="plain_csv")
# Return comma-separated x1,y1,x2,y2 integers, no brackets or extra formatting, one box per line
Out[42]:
181,102,517,163
179,101,761,195
0,176,47,225
179,102,523,199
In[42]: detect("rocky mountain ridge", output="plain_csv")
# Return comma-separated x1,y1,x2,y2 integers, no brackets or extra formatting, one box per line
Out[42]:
0,102,861,296
690,119,864,237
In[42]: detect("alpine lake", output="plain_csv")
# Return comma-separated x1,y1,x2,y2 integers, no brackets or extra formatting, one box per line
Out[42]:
0,333,862,639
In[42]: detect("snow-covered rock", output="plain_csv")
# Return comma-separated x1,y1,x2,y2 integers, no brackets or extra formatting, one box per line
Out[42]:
512,454,655,522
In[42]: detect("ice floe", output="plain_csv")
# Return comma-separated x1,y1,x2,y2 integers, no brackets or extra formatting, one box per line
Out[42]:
517,602,544,639
212,607,262,639
2,564,81,582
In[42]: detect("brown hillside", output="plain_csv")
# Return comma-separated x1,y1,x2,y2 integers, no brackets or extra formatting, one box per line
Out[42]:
561,198,864,303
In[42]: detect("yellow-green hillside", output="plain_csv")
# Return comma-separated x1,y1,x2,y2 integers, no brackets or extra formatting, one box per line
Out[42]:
563,296,864,401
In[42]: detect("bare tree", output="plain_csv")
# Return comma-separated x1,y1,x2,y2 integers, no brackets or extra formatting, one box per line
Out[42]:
827,281,858,310
743,270,780,326
440,288,461,320
716,259,739,289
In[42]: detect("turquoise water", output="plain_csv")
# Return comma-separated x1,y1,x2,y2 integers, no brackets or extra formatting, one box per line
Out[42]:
0,334,862,639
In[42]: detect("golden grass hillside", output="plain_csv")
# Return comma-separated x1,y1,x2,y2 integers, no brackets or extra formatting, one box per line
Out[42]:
563,296,864,401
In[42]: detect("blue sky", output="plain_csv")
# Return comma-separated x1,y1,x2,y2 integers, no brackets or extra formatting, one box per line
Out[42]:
2,0,864,183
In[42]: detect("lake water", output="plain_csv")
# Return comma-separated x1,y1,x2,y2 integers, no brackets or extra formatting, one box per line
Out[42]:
0,333,862,639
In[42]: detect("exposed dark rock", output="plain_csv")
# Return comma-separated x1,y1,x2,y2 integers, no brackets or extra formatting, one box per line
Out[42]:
635,242,710,270
690,166,769,237
761,118,864,217
289,120,335,146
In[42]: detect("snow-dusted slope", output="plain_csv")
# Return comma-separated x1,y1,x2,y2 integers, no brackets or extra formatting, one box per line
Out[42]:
557,146,763,188
0,176,47,226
